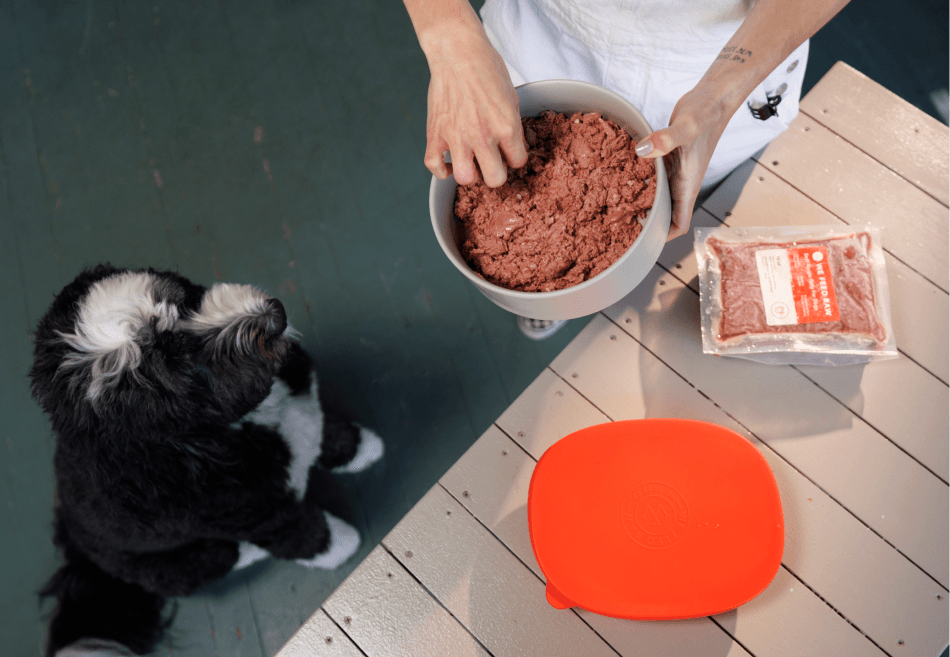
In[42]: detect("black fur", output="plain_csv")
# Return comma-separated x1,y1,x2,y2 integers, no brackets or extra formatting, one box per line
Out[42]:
40,522,169,655
31,266,370,656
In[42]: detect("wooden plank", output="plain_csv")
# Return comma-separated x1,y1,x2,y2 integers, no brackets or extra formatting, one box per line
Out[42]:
192,578,265,657
801,62,949,206
106,2,219,282
382,485,621,657
579,613,755,657
275,608,363,657
737,415,948,654
0,4,68,324
713,567,880,657
658,207,724,286
444,376,922,654
11,0,177,272
0,154,58,657
158,596,218,657
754,113,948,291
496,368,611,459
498,344,948,654
240,562,318,657
595,276,948,587
692,163,950,479
798,356,948,482
320,547,489,657
542,315,947,653
440,426,755,657
766,440,950,655
0,15,62,656
439,426,542,576
702,159,949,383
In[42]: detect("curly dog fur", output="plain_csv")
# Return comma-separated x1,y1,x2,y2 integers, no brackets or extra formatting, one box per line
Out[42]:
31,265,382,656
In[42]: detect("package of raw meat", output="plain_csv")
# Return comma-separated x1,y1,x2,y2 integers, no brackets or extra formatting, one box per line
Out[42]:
694,225,898,366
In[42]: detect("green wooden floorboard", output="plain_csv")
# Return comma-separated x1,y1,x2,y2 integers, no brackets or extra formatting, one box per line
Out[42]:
1,0,945,655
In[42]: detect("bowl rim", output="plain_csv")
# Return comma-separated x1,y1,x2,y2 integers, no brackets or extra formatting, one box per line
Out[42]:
429,78,669,300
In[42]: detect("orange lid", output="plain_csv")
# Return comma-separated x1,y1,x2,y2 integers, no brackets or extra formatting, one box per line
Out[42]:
528,419,784,619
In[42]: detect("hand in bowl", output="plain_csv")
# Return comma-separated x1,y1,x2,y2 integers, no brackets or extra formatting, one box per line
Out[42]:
406,0,528,188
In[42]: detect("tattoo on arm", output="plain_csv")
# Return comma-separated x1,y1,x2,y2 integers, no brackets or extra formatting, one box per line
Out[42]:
716,46,753,63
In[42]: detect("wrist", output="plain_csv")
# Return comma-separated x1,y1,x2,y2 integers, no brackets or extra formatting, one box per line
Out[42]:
686,52,778,134
703,64,761,118
419,22,488,67
404,0,486,59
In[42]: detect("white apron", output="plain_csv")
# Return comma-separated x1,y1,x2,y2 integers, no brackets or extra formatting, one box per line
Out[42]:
480,0,808,188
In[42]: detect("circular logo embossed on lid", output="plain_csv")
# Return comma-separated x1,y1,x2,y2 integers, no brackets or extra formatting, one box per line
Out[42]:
622,482,689,550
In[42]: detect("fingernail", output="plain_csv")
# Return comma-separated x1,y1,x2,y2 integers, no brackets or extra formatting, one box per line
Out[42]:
635,139,653,157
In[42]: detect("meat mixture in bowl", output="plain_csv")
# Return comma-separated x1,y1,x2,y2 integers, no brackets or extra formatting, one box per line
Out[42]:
455,110,656,292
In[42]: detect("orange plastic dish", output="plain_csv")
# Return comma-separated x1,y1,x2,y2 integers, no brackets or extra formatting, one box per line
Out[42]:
528,419,784,619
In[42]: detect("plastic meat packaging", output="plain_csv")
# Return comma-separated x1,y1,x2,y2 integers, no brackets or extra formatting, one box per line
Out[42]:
694,225,897,366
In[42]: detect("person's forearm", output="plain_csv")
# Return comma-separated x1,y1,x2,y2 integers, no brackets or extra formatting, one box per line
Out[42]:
402,0,486,61
402,0,525,186
700,0,851,116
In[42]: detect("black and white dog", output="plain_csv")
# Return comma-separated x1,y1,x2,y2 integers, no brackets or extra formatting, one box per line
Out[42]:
30,265,383,656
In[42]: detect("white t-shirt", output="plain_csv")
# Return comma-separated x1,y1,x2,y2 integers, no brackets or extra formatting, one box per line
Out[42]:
481,0,808,188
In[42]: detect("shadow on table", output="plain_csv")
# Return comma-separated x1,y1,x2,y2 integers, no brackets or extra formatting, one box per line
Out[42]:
459,502,746,657
637,274,867,441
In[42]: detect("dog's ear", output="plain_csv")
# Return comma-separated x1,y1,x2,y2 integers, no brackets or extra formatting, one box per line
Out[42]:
183,284,288,353
32,265,126,353
30,265,130,423
180,283,296,421
30,267,211,439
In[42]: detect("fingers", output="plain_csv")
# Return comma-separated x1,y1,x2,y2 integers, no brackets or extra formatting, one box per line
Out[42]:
423,137,451,180
424,141,514,187
424,138,483,187
666,167,701,242
475,124,528,187
635,125,683,160
666,203,693,241
499,128,529,170
425,127,527,188
637,98,724,241
450,146,482,186
634,129,697,241
666,185,696,241
422,35,525,188
660,149,701,242
473,143,509,188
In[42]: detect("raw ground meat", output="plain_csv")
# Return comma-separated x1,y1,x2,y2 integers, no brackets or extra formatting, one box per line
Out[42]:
455,110,656,292
707,232,888,345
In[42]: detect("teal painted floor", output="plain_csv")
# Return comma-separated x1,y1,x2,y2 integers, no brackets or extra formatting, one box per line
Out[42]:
1,1,946,656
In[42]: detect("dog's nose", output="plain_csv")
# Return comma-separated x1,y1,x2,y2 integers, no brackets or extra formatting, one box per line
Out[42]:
262,298,287,336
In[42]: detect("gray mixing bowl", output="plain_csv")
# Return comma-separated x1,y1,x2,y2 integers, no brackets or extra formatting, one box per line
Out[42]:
430,79,671,320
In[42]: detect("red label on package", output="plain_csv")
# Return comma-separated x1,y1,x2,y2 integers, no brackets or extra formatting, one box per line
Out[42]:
755,246,840,326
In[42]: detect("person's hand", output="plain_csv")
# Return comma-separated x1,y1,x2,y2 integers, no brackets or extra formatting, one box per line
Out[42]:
422,26,527,187
633,86,733,241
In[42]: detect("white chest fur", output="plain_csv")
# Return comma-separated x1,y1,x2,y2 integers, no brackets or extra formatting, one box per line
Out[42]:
243,377,324,499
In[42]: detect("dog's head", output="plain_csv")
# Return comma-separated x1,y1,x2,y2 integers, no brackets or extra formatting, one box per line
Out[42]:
30,264,295,439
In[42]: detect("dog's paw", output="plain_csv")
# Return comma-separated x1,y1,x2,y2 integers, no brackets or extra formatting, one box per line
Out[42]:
295,513,360,570
332,427,384,474
233,541,271,570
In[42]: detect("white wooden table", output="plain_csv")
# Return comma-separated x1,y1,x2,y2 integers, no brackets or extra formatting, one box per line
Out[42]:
278,62,949,657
